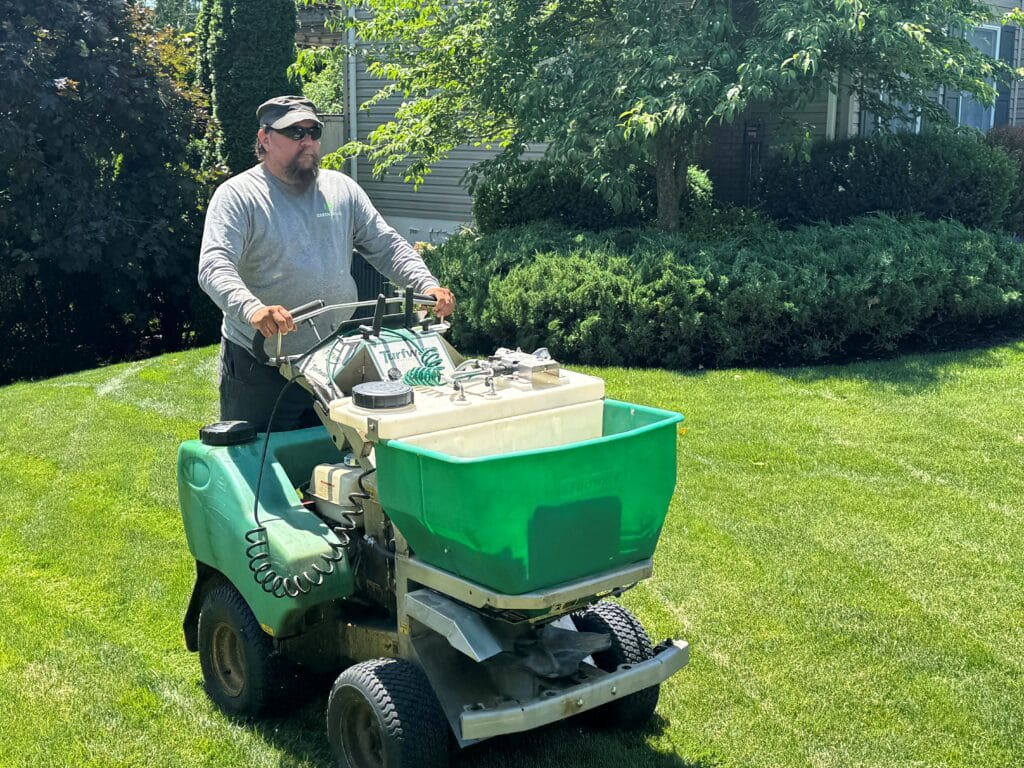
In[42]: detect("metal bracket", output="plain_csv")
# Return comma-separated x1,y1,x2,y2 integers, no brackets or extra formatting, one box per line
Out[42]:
459,639,690,740
404,589,504,662
400,557,653,613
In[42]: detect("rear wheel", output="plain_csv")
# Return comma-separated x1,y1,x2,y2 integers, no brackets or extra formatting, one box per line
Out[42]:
572,601,660,728
197,583,289,718
327,658,448,768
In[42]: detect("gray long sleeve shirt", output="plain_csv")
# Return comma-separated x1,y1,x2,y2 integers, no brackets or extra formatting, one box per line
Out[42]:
198,164,439,357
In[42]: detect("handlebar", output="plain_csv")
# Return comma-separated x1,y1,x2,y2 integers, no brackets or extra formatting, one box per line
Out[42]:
288,299,326,324
250,299,328,364
250,292,439,365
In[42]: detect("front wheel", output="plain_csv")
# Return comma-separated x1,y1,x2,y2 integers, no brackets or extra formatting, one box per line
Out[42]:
197,583,290,718
572,601,660,728
327,658,448,768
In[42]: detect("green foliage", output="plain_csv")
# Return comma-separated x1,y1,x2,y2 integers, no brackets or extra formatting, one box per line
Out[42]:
472,161,713,233
986,126,1024,235
472,161,627,233
425,217,1024,368
148,0,201,30
0,0,214,383
293,47,345,115
312,0,1007,230
195,0,297,174
757,132,1018,231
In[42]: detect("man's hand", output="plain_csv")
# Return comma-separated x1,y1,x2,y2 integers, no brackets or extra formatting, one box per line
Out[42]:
250,305,297,338
423,286,456,318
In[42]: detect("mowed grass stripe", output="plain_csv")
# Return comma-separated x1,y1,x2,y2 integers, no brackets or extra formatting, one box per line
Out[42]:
0,342,1021,767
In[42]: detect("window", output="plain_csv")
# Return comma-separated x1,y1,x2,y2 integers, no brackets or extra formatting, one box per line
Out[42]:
957,25,1001,132
858,93,922,137
857,23,1015,137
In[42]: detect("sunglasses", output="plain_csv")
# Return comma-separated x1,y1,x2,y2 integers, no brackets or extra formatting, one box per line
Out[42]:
267,125,323,141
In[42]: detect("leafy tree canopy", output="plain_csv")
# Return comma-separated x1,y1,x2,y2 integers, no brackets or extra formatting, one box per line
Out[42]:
317,0,1013,230
0,0,207,379
293,46,346,114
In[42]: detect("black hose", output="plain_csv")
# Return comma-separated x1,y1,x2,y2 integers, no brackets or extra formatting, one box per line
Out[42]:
243,376,350,599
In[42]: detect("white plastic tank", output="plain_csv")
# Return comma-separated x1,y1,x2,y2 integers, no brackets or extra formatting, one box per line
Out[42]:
309,459,366,525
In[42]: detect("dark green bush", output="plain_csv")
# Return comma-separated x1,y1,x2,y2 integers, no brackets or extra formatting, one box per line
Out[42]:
757,132,1017,231
472,160,620,233
0,0,212,383
471,160,713,233
195,0,296,174
986,126,1024,235
426,217,1024,368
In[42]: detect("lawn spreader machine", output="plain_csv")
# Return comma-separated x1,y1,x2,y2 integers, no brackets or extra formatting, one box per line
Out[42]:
178,290,689,767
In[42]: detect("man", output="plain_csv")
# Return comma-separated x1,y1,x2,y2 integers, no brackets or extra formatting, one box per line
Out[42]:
199,95,455,430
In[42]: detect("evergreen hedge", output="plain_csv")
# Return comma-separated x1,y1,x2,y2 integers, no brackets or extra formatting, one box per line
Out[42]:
987,126,1024,235
195,0,296,174
425,217,1024,368
757,133,1018,232
0,1,209,383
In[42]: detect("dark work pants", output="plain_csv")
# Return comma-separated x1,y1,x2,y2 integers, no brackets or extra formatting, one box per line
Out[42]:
219,338,320,432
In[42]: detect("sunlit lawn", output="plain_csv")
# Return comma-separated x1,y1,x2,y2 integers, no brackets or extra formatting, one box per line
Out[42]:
0,340,1021,767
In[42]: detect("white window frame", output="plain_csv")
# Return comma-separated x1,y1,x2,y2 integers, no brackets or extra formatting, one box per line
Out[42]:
957,24,1001,132
859,92,923,136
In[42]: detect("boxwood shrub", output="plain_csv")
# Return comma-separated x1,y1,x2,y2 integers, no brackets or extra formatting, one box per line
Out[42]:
757,132,1017,231
471,159,713,233
425,216,1024,368
987,126,1024,235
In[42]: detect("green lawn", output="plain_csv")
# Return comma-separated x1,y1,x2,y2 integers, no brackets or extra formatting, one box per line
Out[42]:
0,341,1021,768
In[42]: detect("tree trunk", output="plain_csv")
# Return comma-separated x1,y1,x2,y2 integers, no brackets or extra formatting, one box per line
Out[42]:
654,128,690,231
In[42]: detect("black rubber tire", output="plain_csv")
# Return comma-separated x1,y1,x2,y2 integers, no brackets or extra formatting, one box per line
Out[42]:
571,601,660,728
197,583,288,718
327,658,448,768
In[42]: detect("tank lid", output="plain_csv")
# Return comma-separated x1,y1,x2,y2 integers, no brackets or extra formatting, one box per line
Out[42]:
352,380,414,409
200,420,257,446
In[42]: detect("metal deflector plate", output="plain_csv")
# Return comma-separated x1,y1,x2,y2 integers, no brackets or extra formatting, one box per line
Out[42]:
404,589,504,662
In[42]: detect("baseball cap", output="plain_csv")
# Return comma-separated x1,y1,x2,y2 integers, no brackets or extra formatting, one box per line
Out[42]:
256,95,323,129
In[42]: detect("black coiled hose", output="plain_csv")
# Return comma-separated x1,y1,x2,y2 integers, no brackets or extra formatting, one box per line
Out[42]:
242,376,364,599
244,526,346,598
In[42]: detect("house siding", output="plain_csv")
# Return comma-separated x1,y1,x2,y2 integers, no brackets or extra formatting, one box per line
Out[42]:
702,97,835,204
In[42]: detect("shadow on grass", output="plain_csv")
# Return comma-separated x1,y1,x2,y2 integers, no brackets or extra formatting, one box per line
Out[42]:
455,714,715,768
772,338,1024,395
243,686,714,768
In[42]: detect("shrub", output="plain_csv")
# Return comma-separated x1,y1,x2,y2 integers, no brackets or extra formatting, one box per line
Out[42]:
472,160,622,233
471,160,713,233
195,0,296,174
425,217,1024,368
757,132,1017,231
986,126,1024,235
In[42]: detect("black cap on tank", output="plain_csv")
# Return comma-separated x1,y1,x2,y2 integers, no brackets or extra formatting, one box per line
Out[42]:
200,420,257,446
352,381,414,409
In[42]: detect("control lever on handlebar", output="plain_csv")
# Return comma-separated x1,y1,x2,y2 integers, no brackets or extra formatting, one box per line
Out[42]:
250,299,326,364
372,294,386,337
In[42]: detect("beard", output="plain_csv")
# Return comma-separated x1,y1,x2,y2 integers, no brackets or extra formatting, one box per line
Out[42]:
285,150,320,187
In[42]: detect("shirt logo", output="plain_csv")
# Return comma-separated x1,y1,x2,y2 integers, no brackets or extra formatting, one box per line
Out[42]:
317,198,344,219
